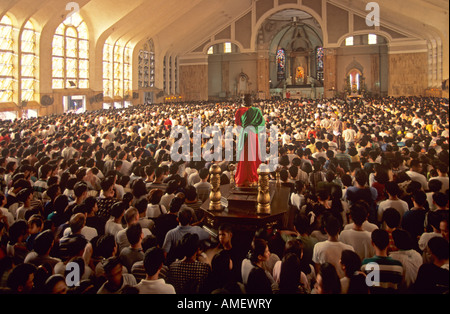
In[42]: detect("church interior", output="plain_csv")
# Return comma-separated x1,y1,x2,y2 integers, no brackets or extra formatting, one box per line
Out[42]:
0,0,448,119
0,0,449,298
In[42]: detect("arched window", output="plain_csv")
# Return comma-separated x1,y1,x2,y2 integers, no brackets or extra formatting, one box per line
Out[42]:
0,15,14,102
21,20,38,102
138,39,155,88
103,41,113,97
113,42,123,97
52,13,89,89
123,45,132,98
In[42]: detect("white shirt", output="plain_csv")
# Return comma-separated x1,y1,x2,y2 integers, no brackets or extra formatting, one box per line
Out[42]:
405,171,429,191
312,240,355,278
389,249,423,290
135,279,176,294
429,176,449,193
342,129,356,143
146,204,167,219
63,226,98,242
105,220,124,237
377,199,409,223
338,229,375,261
418,232,443,251
344,221,379,233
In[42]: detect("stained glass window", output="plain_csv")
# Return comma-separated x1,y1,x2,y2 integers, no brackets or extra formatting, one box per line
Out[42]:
276,48,286,81
138,39,154,89
113,43,123,97
316,47,324,81
123,45,132,98
52,12,89,89
21,21,38,101
0,15,14,102
103,42,113,97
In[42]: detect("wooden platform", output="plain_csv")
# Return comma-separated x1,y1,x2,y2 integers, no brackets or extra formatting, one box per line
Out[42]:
200,182,290,236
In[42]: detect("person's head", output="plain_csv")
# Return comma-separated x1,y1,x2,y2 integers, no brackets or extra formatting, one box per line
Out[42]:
169,196,185,213
293,213,311,235
382,208,401,229
218,224,233,248
428,211,443,232
143,247,165,278
84,196,98,215
95,234,117,258
411,190,427,208
17,187,33,204
132,179,148,198
8,220,28,245
199,167,209,180
177,207,193,226
350,202,368,227
110,202,126,220
33,229,54,256
148,188,164,205
371,229,390,252
315,263,341,294
180,233,200,258
392,229,414,251
354,169,368,187
135,198,148,216
427,236,449,263
102,256,123,286
6,263,37,293
27,214,44,235
73,181,88,199
432,192,449,209
428,179,443,193
324,215,341,237
184,185,198,202
69,213,86,234
340,250,362,277
126,223,143,246
43,274,68,294
249,238,270,265
385,181,401,198
124,207,139,226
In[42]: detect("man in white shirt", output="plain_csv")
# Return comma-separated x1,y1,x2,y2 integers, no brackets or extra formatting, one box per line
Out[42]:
406,160,429,191
339,202,375,261
429,162,449,193
377,182,409,223
134,247,176,294
312,215,355,279
342,123,357,150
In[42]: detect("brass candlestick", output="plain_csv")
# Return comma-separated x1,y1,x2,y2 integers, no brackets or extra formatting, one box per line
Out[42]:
275,165,281,187
257,164,271,215
209,164,222,211
229,164,236,188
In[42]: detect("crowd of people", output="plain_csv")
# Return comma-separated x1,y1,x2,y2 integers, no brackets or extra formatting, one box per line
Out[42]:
0,95,448,295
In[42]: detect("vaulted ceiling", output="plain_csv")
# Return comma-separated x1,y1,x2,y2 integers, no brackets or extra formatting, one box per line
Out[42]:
1,0,448,56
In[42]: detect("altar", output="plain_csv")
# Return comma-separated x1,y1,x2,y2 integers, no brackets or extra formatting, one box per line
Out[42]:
200,182,291,236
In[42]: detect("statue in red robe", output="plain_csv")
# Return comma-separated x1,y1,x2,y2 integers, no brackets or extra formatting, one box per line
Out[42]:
234,95,266,187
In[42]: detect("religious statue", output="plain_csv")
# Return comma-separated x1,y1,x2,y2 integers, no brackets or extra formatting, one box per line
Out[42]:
234,94,266,187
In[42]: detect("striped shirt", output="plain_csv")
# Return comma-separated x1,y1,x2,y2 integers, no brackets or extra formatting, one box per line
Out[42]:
361,256,404,294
